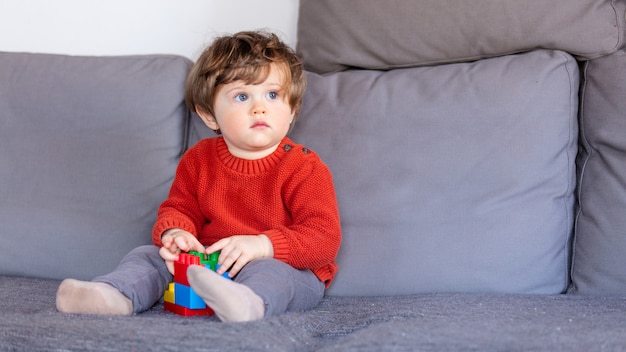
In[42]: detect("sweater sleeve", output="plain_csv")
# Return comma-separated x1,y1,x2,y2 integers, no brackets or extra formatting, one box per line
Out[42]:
263,156,342,273
151,145,205,246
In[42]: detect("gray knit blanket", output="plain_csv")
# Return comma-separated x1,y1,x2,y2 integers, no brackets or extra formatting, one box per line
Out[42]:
2,276,626,351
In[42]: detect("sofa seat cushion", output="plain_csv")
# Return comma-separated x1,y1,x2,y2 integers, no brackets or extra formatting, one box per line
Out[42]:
571,49,626,295
297,0,626,73
0,52,191,280
290,50,579,296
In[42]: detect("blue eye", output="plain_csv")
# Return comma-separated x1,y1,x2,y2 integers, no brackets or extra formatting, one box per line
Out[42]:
235,93,248,102
267,91,278,99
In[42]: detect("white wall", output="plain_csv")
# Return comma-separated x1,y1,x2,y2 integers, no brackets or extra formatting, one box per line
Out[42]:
0,0,299,60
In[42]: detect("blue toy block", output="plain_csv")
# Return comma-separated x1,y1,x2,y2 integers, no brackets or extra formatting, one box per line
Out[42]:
174,283,206,310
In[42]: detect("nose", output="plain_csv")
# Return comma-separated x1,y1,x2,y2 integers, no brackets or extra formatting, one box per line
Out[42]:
251,99,267,115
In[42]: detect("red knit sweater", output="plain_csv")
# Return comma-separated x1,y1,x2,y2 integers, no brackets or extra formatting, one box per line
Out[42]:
152,136,341,287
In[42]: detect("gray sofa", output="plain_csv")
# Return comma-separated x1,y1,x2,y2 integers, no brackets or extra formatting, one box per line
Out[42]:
3,1,626,350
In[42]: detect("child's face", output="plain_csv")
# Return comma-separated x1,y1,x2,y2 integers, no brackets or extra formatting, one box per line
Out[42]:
198,64,295,160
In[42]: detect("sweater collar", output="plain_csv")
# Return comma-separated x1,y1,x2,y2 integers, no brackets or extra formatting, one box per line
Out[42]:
216,137,293,174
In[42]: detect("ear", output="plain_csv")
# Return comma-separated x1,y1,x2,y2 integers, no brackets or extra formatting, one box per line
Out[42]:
196,106,220,131
289,107,297,124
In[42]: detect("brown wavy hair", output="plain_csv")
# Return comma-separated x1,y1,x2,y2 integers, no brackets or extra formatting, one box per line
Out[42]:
185,30,306,132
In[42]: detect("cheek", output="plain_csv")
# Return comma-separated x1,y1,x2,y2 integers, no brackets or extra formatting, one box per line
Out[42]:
219,106,245,121
279,103,295,118
219,115,241,131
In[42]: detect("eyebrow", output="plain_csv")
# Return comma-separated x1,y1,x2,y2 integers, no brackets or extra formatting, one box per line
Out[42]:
222,83,246,95
224,80,283,92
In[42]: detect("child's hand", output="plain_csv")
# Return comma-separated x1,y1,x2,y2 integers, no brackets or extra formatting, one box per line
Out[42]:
159,228,204,275
205,235,274,277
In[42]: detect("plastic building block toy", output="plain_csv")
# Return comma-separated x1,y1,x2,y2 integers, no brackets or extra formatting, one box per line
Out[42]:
164,301,214,317
163,282,175,304
164,250,230,317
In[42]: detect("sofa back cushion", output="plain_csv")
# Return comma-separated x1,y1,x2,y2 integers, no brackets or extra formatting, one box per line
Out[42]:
289,50,579,296
297,0,626,73
571,49,626,295
0,52,191,280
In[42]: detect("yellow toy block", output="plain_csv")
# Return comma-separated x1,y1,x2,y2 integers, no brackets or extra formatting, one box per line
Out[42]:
163,282,175,304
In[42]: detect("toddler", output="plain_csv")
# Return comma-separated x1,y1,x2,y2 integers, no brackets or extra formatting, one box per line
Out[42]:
56,30,342,322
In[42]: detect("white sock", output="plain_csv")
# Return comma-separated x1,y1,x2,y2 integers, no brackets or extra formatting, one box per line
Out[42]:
56,279,132,316
186,265,265,322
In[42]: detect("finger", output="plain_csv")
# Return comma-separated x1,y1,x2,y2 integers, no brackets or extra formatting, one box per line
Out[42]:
174,236,190,252
159,246,179,261
205,239,228,257
216,248,241,275
189,238,205,253
161,234,173,248
169,241,180,253
227,256,249,277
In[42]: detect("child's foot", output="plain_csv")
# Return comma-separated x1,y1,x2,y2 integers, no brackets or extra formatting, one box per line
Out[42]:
187,265,265,322
56,279,132,315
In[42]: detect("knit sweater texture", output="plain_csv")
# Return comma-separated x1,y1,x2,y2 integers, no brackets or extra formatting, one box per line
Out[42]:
152,136,341,287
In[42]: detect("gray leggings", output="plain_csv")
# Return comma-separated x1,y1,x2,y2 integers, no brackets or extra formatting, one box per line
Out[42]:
93,245,325,316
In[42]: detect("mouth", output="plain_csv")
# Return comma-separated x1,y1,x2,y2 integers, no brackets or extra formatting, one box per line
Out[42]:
251,122,269,129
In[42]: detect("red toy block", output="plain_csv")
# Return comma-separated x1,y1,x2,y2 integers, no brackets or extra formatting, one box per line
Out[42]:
179,252,201,265
164,301,214,317
173,252,202,286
